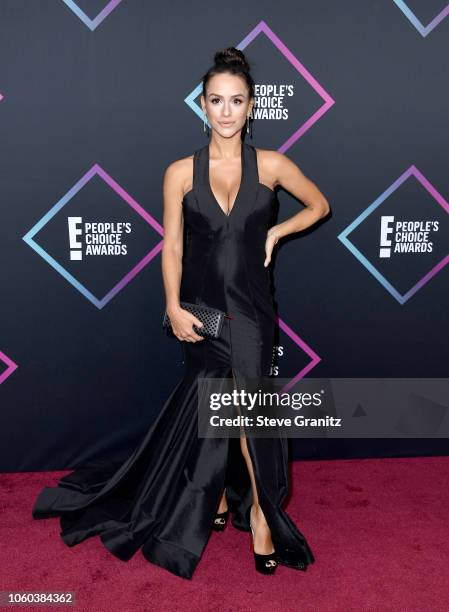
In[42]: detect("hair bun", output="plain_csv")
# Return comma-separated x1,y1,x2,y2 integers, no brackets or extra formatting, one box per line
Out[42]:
214,47,250,72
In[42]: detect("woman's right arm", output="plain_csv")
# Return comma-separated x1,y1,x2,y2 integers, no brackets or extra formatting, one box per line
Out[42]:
161,160,204,342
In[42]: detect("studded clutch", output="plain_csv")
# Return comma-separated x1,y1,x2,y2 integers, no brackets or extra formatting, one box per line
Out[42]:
162,301,231,339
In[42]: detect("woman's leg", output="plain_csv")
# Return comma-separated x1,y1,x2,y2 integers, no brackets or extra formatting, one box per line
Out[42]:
217,489,227,513
215,363,275,554
239,432,275,555
225,366,275,553
215,434,275,556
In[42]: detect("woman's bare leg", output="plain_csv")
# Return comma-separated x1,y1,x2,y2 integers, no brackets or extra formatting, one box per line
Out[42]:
239,433,275,555
217,489,227,513
216,369,274,553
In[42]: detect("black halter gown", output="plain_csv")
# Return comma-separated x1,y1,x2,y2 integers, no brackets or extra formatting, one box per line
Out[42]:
32,140,315,580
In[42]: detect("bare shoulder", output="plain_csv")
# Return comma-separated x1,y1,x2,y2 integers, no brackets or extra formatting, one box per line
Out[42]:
163,152,194,196
254,147,294,189
254,147,294,169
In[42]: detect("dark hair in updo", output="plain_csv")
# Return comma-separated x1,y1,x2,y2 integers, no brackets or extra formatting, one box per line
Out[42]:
201,47,255,100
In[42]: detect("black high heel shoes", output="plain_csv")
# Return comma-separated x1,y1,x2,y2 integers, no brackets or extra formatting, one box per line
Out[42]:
211,508,230,531
247,506,278,575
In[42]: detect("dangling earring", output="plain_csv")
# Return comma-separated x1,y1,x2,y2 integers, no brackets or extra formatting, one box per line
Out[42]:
203,112,209,137
247,113,254,139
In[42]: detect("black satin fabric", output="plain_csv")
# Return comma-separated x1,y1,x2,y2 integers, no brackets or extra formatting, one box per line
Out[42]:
32,141,315,579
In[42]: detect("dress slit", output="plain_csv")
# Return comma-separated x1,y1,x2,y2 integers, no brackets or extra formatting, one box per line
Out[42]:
32,142,315,579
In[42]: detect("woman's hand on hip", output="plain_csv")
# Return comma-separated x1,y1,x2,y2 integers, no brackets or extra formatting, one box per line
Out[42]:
264,227,280,267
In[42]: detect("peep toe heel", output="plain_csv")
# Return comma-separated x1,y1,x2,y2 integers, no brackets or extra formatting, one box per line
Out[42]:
247,506,278,576
212,509,230,532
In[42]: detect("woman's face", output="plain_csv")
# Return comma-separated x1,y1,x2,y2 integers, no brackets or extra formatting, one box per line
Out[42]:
201,72,253,138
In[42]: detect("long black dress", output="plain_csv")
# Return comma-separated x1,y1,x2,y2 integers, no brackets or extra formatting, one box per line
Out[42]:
32,140,315,579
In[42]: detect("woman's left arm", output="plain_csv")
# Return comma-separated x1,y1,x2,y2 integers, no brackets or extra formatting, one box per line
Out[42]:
264,151,330,267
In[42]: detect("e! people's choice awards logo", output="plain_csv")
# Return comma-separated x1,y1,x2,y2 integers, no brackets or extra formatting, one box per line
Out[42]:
251,84,294,121
23,164,163,309
339,166,449,304
68,219,132,260
379,217,439,258
185,20,335,153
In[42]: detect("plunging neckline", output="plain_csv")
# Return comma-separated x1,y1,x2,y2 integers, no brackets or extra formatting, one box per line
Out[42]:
206,141,244,218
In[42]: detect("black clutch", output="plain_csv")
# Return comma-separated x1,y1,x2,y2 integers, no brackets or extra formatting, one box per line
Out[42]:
162,301,231,339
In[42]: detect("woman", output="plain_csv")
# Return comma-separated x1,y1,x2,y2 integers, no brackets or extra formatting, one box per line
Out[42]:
32,47,330,579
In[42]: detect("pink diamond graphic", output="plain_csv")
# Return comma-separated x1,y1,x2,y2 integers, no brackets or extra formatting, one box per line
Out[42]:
23,164,164,308
0,350,18,385
185,20,335,153
276,315,321,393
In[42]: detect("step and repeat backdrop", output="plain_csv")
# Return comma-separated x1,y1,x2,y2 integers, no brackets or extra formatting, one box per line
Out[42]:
0,1,448,471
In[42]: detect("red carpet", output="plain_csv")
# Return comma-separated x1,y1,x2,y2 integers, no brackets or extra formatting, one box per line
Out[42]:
1,456,448,611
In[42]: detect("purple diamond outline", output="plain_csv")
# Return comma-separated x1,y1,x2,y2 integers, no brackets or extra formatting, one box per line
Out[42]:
240,20,335,152
23,164,164,309
338,165,449,304
184,20,335,153
392,1,449,37
277,315,321,392
62,0,123,31
0,350,18,386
